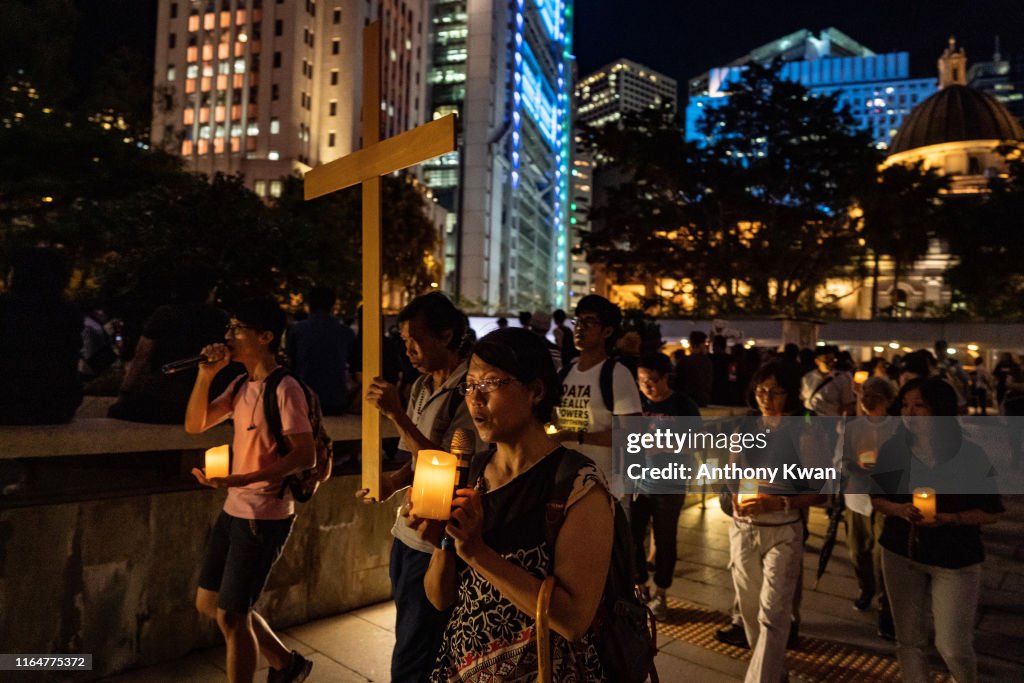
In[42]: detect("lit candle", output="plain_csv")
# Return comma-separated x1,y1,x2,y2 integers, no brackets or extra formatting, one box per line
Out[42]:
545,423,558,435
410,450,458,520
854,370,869,384
737,478,759,504
205,444,230,479
857,450,877,466
913,487,937,523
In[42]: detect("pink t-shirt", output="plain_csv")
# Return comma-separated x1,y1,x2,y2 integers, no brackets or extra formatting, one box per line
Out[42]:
220,375,311,520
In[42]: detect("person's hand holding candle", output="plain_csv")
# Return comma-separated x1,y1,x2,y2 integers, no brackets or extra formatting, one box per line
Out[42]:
409,450,458,520
446,488,486,560
913,487,937,524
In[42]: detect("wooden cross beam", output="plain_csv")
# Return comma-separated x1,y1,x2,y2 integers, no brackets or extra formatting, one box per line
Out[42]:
303,21,457,500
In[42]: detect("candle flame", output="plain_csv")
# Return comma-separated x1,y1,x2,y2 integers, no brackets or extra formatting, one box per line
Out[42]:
431,456,440,466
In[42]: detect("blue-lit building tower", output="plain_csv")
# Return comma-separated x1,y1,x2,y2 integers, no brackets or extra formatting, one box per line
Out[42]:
423,0,574,312
686,28,936,149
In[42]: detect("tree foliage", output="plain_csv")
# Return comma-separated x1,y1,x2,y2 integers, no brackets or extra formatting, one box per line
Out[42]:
1,80,440,324
584,62,880,316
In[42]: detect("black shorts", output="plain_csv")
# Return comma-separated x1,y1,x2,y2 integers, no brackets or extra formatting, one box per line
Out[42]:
198,511,295,614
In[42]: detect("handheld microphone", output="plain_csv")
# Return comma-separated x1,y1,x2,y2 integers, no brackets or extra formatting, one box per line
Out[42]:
451,428,476,489
161,354,208,375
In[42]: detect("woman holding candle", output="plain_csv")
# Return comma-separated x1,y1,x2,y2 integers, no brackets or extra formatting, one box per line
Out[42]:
409,328,614,681
729,361,827,683
871,377,1004,683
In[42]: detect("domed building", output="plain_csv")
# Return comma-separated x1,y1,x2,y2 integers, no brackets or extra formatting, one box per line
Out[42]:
884,37,1024,193
846,37,1024,318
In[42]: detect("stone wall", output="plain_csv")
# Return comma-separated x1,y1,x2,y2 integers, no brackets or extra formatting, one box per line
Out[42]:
0,473,401,680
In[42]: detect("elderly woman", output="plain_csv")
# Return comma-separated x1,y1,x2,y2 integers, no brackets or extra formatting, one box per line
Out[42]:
872,378,1004,683
730,361,827,683
408,328,614,682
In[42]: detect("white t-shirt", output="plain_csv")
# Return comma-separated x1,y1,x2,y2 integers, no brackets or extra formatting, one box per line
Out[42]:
556,359,642,481
801,369,856,416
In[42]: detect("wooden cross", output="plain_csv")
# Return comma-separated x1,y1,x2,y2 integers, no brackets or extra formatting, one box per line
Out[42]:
304,21,456,500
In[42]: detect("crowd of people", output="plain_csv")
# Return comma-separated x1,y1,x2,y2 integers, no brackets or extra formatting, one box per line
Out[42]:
0,247,1011,683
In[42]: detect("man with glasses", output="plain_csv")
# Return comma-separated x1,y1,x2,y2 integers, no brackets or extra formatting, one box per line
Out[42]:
552,295,642,489
186,297,316,683
358,292,483,683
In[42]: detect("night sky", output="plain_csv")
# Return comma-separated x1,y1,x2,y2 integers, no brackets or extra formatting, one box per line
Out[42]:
574,0,1024,97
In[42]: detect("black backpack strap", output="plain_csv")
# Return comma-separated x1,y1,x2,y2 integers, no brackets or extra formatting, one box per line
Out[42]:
599,358,618,413
260,367,292,459
543,448,591,572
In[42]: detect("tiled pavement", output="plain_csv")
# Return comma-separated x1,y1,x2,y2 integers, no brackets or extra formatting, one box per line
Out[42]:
107,497,1024,682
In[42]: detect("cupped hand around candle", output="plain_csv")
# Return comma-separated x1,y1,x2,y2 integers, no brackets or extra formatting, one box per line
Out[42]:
446,488,485,559
736,494,785,517
191,467,250,489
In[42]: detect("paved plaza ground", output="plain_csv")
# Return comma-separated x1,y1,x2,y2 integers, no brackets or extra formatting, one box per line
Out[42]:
108,493,1024,682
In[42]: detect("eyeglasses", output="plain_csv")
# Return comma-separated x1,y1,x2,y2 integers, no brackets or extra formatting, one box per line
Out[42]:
754,387,787,398
571,316,602,330
457,378,516,396
226,324,252,334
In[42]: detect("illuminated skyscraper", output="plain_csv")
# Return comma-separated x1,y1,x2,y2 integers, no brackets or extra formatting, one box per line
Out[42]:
423,0,574,312
571,59,677,303
152,0,428,198
686,28,936,149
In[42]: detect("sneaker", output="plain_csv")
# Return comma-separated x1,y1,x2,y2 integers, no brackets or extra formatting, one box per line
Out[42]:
647,595,668,622
715,623,749,649
268,651,313,683
852,592,872,612
877,611,896,641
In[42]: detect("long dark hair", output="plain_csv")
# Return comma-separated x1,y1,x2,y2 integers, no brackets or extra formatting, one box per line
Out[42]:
747,360,803,415
398,292,472,357
471,328,559,423
896,377,963,457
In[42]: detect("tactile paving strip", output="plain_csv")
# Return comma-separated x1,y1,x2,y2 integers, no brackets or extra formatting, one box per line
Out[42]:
658,597,951,682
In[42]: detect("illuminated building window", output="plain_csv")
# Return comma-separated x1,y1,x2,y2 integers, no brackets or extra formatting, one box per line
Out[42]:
230,136,240,152
254,180,267,196
204,13,214,30
218,43,229,60
202,44,213,60
187,46,198,61
181,139,193,155
268,150,280,160
270,118,280,134
231,123,242,137
329,100,337,116
197,139,209,154
188,15,199,32
167,65,176,81
247,122,259,136
269,180,283,197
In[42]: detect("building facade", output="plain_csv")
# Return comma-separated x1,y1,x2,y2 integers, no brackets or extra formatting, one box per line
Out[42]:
969,39,1024,129
686,28,936,149
152,0,429,198
572,59,677,305
422,0,574,313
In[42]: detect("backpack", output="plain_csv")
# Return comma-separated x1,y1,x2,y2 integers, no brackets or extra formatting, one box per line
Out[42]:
557,358,620,412
544,448,659,683
230,367,333,502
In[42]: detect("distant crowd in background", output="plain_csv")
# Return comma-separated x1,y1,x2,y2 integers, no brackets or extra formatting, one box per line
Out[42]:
0,245,1011,683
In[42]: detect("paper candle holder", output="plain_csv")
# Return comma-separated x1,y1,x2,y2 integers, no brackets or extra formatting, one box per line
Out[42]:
411,450,458,520
913,487,937,523
205,444,230,479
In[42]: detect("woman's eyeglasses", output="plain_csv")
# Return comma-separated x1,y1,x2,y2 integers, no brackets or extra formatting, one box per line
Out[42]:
571,317,601,330
458,378,516,396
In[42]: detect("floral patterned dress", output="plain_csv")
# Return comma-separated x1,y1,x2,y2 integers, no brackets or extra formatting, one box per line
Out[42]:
428,447,609,682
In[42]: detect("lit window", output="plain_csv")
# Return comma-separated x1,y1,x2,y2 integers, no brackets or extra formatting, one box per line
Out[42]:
268,150,280,160
167,65,176,81
204,13,214,30
187,64,198,78
234,59,245,73
181,139,193,155
247,122,260,136
254,180,267,196
188,15,199,32
270,180,283,197
270,118,280,134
